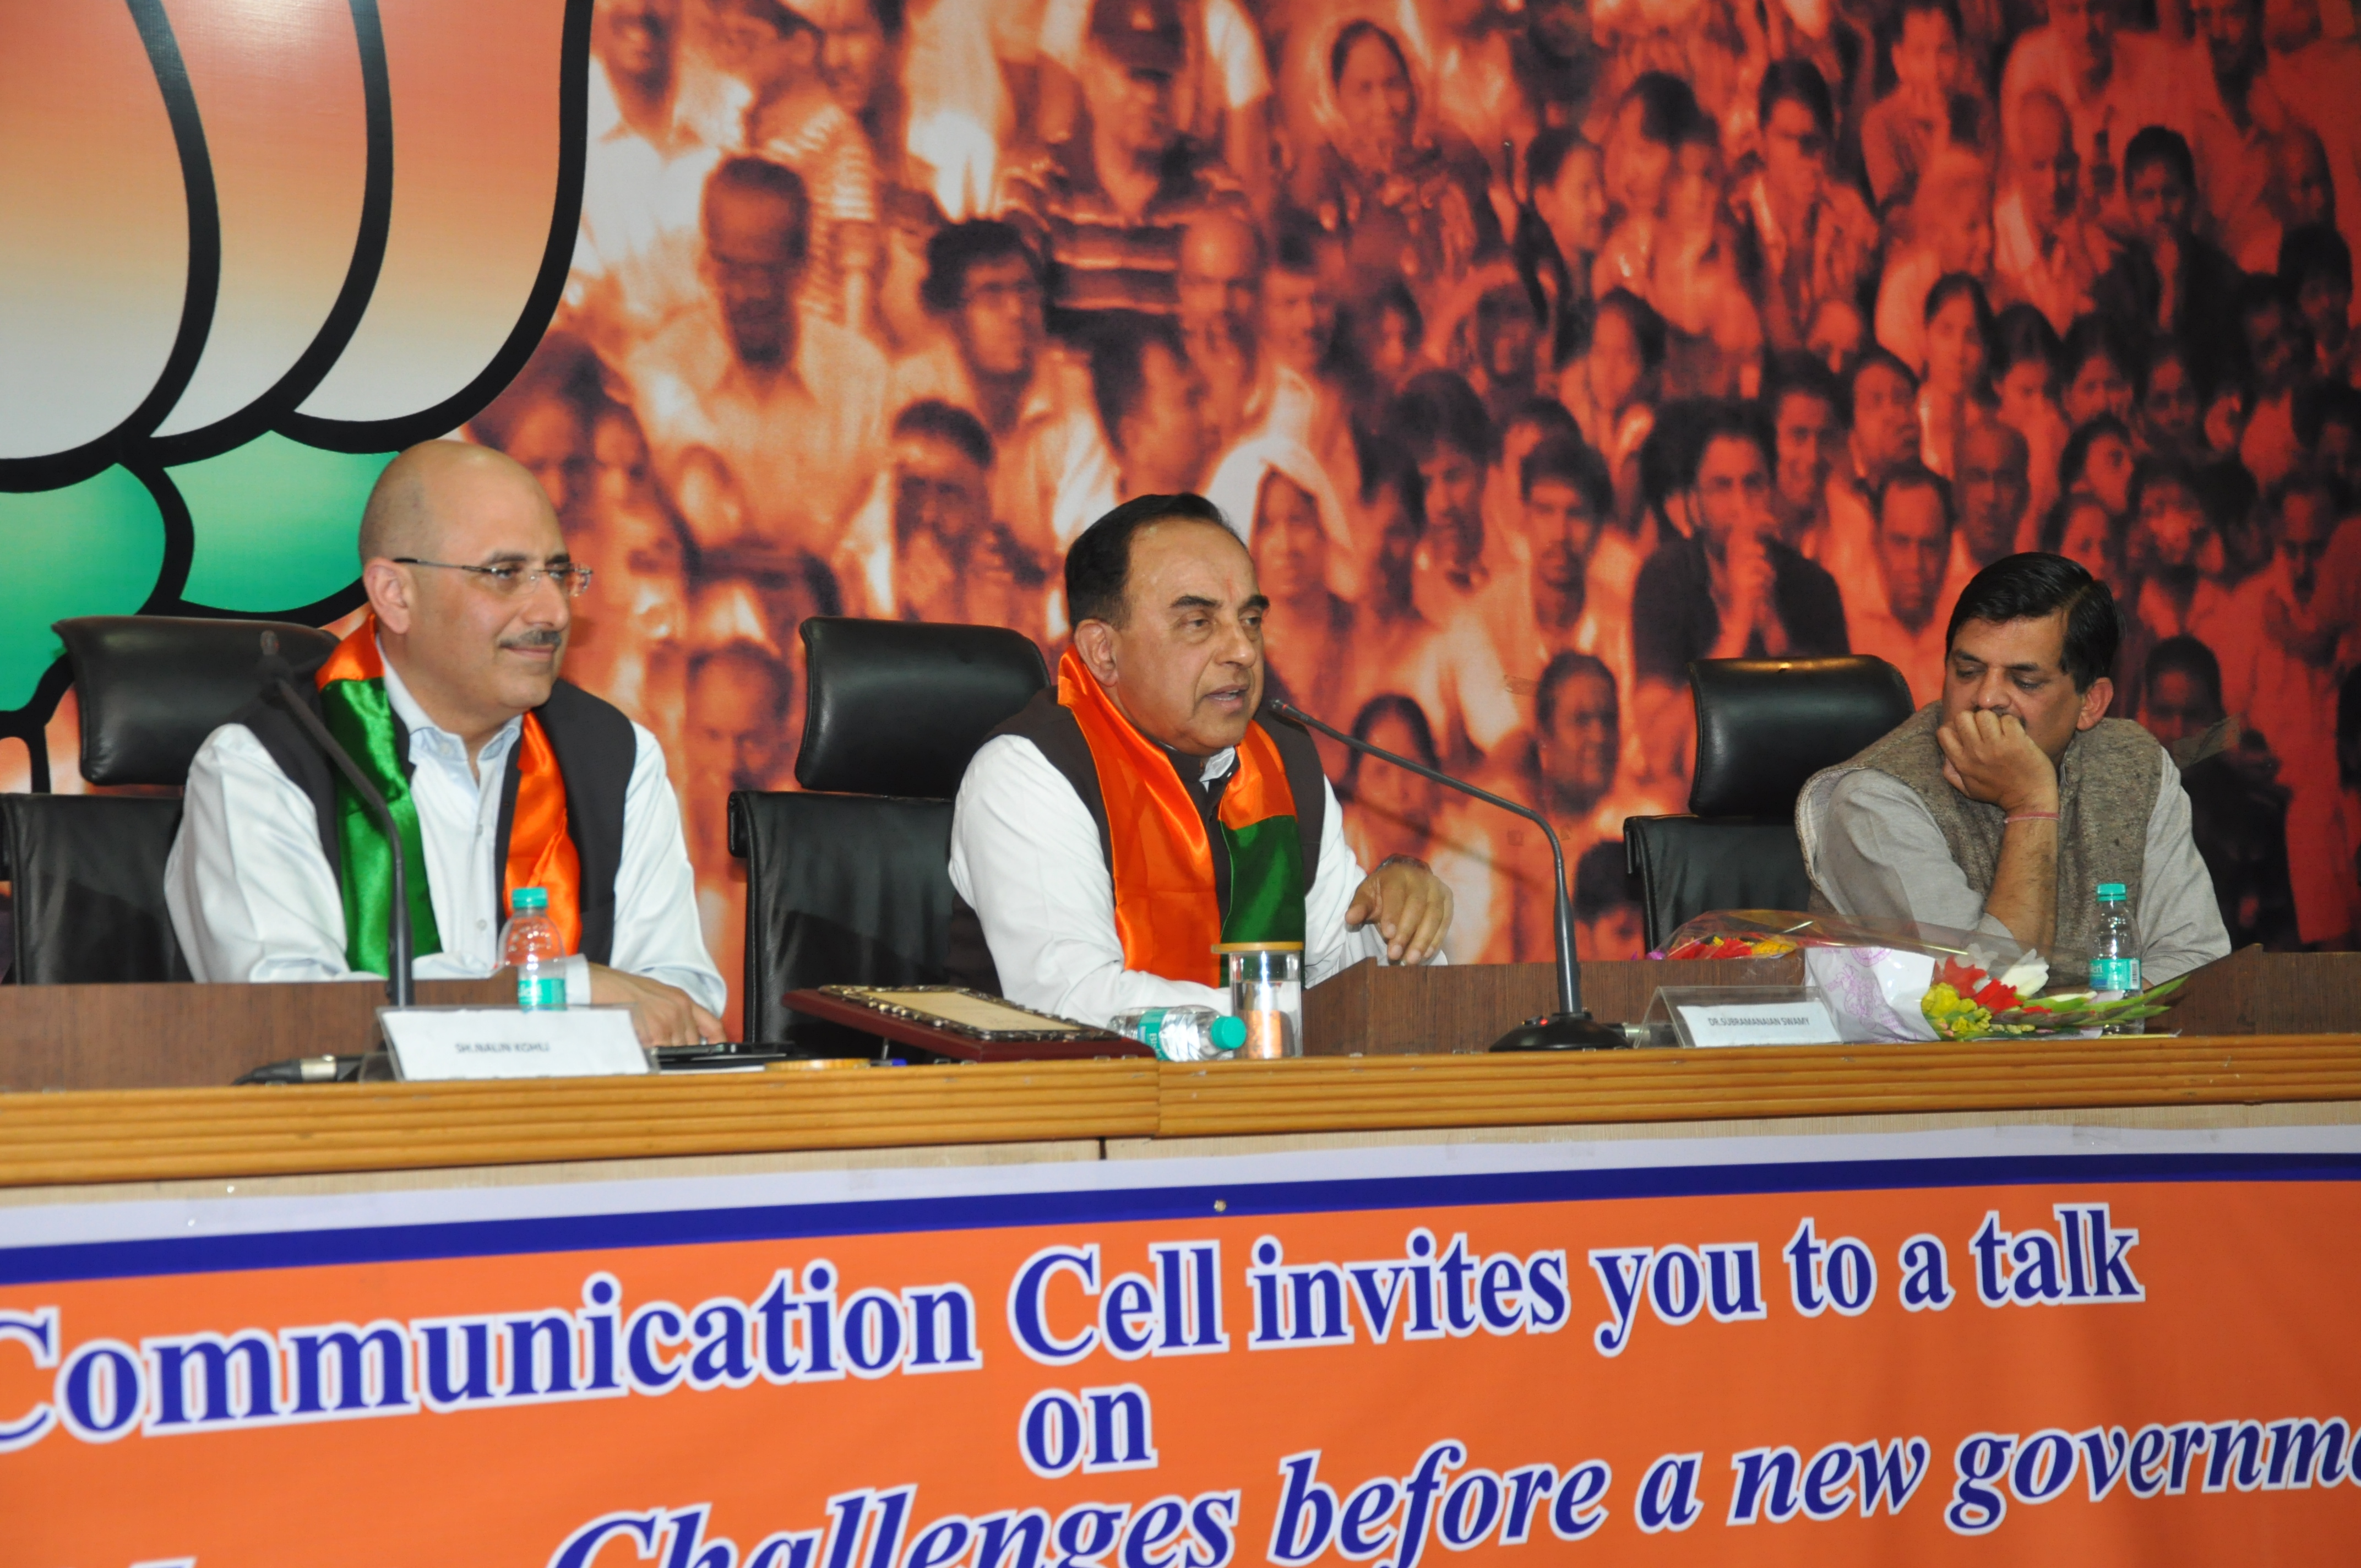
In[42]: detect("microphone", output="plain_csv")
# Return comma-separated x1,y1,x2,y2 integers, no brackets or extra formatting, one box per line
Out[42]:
1266,699,1630,1052
257,629,416,1008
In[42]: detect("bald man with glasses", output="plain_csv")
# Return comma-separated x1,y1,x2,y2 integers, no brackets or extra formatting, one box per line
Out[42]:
166,440,726,1045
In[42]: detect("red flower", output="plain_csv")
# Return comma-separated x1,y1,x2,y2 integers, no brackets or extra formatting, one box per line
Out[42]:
1667,936,1744,960
1937,957,2022,1012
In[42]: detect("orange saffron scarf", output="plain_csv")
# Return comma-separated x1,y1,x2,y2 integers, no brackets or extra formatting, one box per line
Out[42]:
315,619,583,968
1057,648,1306,987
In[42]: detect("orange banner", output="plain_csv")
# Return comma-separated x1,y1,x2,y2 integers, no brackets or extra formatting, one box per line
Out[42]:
2,1132,2357,1564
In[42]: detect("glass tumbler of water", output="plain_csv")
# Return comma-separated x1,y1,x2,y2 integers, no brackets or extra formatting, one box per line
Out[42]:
1216,943,1304,1059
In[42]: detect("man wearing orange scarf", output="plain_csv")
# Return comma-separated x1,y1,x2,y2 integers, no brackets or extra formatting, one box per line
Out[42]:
949,494,1452,1026
165,442,724,1045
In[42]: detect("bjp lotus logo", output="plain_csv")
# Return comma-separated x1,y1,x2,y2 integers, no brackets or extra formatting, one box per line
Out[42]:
0,0,587,760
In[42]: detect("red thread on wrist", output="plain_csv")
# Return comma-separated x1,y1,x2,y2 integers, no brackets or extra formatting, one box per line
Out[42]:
2004,810,2060,825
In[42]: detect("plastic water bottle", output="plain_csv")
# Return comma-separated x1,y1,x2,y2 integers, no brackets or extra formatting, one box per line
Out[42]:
2090,883,2141,997
1108,1006,1247,1062
502,886,567,1011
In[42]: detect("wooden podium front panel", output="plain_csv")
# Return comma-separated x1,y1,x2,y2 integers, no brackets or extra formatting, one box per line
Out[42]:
2163,947,2361,1035
1302,946,2361,1056
0,977,515,1093
1302,955,1806,1055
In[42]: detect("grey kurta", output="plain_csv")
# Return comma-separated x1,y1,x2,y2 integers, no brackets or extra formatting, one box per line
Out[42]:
1797,710,2232,981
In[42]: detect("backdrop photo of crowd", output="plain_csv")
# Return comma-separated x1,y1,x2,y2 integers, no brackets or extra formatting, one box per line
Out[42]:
475,0,2361,995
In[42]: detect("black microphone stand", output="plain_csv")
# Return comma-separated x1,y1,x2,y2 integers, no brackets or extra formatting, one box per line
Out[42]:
257,631,416,1007
1269,700,1629,1051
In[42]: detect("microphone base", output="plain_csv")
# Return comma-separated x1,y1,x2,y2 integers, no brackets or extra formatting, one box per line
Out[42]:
1489,1011,1634,1053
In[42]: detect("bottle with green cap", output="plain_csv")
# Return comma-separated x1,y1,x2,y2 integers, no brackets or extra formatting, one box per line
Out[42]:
1108,1006,1247,1061
2090,882,2140,995
501,886,568,1011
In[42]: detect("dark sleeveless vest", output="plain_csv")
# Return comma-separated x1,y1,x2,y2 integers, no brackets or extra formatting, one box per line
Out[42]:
945,692,1330,993
235,679,638,964
1803,703,2162,977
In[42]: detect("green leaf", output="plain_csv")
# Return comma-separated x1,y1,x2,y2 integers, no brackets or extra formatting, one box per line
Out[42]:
172,434,393,611
0,469,165,709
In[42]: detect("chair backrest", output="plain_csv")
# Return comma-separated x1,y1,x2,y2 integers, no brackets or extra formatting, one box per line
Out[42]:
0,616,336,985
0,796,191,983
56,615,338,786
738,619,1048,1042
796,617,1050,796
1622,817,1816,953
1622,656,1916,951
1687,656,1917,816
731,792,961,1047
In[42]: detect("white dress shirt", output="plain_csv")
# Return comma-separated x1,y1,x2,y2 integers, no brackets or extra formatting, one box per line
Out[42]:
164,651,725,1013
568,61,723,342
949,732,1435,1026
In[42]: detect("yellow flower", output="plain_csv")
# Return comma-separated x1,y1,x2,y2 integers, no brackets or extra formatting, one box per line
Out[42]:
1921,984,1994,1039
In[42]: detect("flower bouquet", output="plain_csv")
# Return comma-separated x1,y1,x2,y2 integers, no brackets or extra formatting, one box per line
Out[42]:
1656,930,1799,961
1652,912,2185,1043
1918,954,2185,1039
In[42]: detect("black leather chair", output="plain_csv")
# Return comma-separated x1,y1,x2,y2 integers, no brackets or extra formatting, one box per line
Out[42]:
730,617,1049,1045
1622,656,1916,951
0,616,336,983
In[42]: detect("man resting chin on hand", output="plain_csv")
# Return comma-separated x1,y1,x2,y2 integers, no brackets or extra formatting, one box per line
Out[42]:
1797,551,2229,983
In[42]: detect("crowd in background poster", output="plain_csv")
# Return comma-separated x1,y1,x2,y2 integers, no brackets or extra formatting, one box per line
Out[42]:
10,0,2361,1031
473,0,2361,1000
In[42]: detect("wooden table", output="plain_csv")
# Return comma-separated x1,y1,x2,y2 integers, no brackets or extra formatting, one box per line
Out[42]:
0,975,513,1092
3,946,2359,1190
10,945,2347,1096
1,1030,2356,1189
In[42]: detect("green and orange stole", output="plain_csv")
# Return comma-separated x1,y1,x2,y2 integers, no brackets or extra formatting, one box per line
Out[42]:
314,619,584,973
1057,648,1305,987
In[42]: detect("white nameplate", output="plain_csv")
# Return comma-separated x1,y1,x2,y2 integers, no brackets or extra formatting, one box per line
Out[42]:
379,1006,649,1081
1674,999,1841,1049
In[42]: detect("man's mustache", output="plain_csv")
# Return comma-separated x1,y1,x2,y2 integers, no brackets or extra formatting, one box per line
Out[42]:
502,629,564,650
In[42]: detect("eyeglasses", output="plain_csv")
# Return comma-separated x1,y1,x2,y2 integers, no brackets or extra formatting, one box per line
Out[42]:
393,558,595,597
